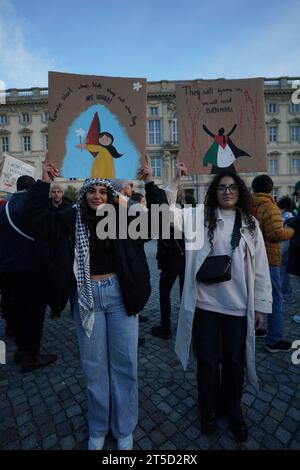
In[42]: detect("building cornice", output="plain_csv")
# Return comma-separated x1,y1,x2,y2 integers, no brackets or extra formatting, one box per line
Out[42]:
266,118,281,125
1,78,300,105
288,118,300,124
0,129,10,136
268,151,281,156
18,127,33,134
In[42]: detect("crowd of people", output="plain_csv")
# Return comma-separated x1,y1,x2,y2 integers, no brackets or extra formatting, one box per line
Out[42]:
0,159,300,449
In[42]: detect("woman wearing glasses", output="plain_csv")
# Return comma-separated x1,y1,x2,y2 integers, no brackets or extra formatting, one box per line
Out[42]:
142,165,272,443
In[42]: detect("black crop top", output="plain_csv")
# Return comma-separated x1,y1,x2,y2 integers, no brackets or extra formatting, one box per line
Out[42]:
90,236,117,275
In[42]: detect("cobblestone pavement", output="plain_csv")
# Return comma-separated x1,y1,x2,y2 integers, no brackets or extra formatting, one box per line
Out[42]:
0,240,300,451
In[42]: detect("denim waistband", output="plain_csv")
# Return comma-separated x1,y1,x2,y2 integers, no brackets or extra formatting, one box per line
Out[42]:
90,274,118,286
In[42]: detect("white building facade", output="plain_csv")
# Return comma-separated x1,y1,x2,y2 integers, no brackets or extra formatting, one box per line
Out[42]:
1,77,300,200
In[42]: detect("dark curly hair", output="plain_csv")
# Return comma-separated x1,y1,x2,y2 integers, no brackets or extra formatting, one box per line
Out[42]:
80,187,116,254
204,172,256,249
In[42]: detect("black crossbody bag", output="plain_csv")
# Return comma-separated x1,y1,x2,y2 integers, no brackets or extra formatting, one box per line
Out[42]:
196,211,241,284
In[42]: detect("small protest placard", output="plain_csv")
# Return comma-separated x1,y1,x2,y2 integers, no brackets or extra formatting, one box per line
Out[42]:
176,78,267,174
48,72,147,180
0,154,35,193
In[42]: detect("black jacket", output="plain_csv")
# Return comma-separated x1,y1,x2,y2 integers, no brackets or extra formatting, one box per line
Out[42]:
48,198,72,212
286,215,300,276
145,181,185,271
0,191,43,273
156,235,185,271
24,180,151,316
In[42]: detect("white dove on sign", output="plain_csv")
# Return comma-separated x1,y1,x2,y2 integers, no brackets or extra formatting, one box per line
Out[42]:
76,128,86,151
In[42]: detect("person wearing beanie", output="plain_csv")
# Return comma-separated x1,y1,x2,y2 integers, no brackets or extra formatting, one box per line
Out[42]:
251,175,294,353
110,179,133,197
49,183,71,211
110,179,134,207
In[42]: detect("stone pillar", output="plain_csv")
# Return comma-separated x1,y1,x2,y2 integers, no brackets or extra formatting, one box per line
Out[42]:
163,150,171,183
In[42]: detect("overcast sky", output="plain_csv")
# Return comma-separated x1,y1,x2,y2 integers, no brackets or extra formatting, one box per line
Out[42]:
0,0,299,89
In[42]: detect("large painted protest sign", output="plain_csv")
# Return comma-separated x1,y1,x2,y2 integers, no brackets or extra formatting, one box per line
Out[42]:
0,154,35,193
48,72,147,179
176,78,267,174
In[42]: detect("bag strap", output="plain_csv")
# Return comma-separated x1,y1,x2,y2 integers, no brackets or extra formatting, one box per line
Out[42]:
5,201,35,241
174,239,184,256
230,210,242,256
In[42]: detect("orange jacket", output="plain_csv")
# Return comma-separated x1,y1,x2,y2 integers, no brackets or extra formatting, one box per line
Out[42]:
251,192,294,266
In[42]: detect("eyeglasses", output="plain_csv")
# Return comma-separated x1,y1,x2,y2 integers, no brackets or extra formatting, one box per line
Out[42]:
217,183,239,194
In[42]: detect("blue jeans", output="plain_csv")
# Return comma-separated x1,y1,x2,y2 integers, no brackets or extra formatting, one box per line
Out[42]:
280,264,292,302
267,266,284,345
74,275,139,439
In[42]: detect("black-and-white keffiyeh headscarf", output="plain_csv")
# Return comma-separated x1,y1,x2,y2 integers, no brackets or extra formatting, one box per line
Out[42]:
74,178,118,337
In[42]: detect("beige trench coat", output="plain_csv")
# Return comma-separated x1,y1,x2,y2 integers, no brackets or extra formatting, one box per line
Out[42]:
170,203,272,391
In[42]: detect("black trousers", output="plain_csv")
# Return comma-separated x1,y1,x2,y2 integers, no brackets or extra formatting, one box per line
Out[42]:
193,308,247,420
159,266,184,331
0,273,15,334
12,271,48,357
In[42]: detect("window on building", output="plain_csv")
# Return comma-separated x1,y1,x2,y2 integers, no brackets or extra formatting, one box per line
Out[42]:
171,113,178,144
291,125,300,142
22,112,30,124
0,114,8,125
268,126,277,142
44,134,48,150
268,103,277,113
290,103,300,113
291,158,300,175
150,106,158,116
272,187,280,201
2,136,9,153
269,159,278,175
42,112,49,123
23,135,31,152
148,119,161,145
150,156,162,177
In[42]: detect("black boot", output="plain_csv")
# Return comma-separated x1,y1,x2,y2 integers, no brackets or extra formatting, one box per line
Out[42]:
229,414,248,442
14,350,25,364
21,354,57,373
150,325,172,339
201,412,217,435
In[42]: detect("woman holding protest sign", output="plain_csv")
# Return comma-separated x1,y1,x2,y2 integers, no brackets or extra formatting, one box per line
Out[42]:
24,161,151,451
140,159,272,443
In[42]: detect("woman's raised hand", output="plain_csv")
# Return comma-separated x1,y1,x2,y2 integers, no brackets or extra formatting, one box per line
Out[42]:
137,154,153,183
42,157,60,182
174,155,188,183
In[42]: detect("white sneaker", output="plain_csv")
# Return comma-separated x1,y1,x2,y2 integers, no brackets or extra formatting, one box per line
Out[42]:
117,433,133,450
88,435,105,450
292,315,300,323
